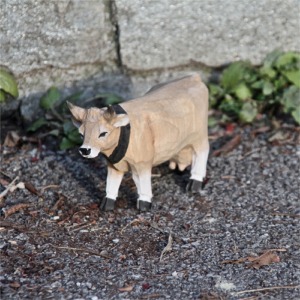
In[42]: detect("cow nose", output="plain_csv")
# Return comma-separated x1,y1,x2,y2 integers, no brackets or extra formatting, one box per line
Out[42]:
79,147,91,156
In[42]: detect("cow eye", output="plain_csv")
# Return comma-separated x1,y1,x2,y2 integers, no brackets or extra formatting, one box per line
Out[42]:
99,132,108,138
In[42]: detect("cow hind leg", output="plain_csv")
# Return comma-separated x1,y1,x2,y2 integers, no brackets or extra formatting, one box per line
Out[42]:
187,143,209,194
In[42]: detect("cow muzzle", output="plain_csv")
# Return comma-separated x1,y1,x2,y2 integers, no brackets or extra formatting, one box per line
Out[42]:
79,145,99,158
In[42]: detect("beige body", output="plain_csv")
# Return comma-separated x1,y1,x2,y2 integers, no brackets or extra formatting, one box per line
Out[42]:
68,73,209,208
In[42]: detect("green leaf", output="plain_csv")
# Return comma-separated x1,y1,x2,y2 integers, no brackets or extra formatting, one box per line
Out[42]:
40,87,61,110
65,91,83,103
63,121,76,134
262,81,274,96
48,129,60,136
263,50,282,67
291,106,300,125
274,76,288,90
220,62,249,91
239,101,258,123
102,93,123,106
0,90,6,103
67,129,82,144
251,80,264,90
281,86,300,113
208,116,218,128
0,68,19,98
60,137,77,150
234,83,252,100
208,83,224,107
281,70,300,87
259,65,277,79
27,118,48,132
275,52,300,69
219,94,242,116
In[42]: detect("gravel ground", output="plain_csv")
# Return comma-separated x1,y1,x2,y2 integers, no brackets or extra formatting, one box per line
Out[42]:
0,124,299,300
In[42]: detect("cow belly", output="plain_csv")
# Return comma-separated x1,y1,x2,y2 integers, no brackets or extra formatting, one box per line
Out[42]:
152,132,198,166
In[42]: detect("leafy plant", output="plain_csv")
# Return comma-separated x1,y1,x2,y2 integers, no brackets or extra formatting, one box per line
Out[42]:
27,88,123,150
0,68,19,103
209,51,300,124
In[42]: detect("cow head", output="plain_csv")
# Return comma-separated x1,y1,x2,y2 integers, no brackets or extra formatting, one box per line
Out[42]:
67,102,129,158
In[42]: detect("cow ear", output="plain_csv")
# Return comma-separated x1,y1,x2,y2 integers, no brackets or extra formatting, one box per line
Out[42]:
112,114,130,127
67,101,85,128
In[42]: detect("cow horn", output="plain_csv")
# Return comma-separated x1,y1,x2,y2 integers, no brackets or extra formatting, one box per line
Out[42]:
104,105,115,120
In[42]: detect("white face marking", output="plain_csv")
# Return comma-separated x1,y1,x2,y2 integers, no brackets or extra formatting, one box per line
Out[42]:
86,147,100,158
79,144,100,158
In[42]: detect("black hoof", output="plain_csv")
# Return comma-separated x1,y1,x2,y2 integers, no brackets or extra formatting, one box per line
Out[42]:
100,198,115,211
186,179,204,194
137,200,152,211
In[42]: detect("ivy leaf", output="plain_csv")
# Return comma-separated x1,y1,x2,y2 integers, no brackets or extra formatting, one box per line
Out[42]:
260,65,276,79
67,129,82,144
262,81,274,96
234,83,252,100
291,106,300,125
102,93,123,106
275,52,300,69
63,121,76,134
263,50,282,68
0,90,6,103
0,68,19,98
281,70,300,88
60,137,77,150
281,86,300,113
40,87,61,110
221,62,248,91
27,118,48,132
219,94,242,116
239,101,258,123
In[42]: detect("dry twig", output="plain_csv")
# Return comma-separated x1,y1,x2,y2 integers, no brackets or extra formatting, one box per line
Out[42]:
0,176,19,202
2,203,31,218
50,244,112,259
235,284,300,295
160,231,173,262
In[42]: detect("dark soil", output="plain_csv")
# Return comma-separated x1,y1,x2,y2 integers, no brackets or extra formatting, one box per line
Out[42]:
0,123,299,300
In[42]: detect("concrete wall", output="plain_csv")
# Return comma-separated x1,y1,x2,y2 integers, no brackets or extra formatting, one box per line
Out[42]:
0,0,299,120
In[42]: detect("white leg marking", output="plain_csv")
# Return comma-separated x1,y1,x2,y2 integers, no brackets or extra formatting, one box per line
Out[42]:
132,169,152,203
190,146,209,182
106,166,124,200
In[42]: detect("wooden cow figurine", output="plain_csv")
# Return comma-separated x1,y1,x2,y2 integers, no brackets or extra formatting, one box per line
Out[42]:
67,73,209,211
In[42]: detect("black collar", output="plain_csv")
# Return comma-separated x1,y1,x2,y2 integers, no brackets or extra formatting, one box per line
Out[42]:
103,104,131,165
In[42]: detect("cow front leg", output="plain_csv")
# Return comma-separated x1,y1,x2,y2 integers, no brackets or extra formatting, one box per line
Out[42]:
101,164,124,211
132,168,153,211
187,144,209,194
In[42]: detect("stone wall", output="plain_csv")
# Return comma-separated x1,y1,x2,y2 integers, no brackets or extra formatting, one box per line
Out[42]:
0,0,299,120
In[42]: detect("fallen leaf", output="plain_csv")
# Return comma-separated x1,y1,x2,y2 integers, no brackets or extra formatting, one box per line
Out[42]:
3,131,20,147
222,250,282,269
212,135,241,156
24,182,40,196
9,281,21,288
118,284,134,292
251,126,271,138
268,131,289,142
247,250,280,269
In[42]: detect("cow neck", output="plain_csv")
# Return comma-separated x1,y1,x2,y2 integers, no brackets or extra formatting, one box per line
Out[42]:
103,104,131,165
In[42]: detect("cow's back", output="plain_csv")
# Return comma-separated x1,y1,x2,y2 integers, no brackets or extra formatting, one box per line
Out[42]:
121,73,208,166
